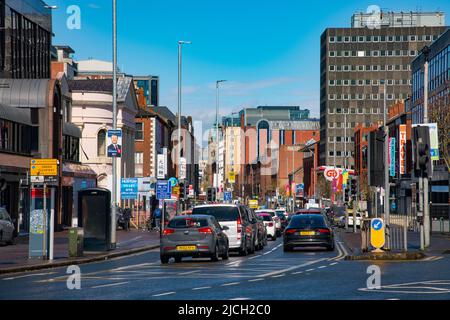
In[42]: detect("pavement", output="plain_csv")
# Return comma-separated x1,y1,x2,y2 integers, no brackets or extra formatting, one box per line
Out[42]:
336,227,450,259
0,229,160,274
1,232,449,300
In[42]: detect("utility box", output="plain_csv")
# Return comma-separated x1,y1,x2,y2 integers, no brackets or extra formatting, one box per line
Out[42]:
68,228,84,258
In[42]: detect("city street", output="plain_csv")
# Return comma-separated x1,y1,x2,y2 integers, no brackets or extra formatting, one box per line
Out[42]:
1,234,449,300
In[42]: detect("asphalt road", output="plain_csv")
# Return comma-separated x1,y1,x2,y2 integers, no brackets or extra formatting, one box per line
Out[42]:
1,234,449,300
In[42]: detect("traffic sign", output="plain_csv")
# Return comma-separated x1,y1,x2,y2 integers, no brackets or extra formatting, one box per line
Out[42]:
121,178,138,200
224,192,232,202
156,180,172,200
30,159,58,177
370,218,385,250
169,177,178,188
228,172,236,184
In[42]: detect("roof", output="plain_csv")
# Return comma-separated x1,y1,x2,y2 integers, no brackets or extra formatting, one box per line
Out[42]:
0,104,31,125
53,45,75,54
0,79,50,109
77,59,121,73
68,77,133,102
153,106,177,123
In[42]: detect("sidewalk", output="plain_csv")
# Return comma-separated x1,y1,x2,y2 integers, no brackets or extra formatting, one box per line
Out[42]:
0,229,160,275
336,228,450,259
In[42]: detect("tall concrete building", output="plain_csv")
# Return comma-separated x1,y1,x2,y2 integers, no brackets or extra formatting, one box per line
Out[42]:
319,11,447,168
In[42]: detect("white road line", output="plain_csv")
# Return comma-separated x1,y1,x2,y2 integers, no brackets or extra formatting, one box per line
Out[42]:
111,262,157,271
258,258,328,278
318,266,327,269
221,282,240,287
91,281,129,289
306,269,315,272
230,297,251,300
329,262,338,266
292,271,304,275
152,292,176,297
2,272,56,281
249,278,265,282
192,287,212,291
272,274,285,278
178,270,200,275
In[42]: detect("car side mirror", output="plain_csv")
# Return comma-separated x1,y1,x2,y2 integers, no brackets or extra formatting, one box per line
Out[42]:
222,226,229,231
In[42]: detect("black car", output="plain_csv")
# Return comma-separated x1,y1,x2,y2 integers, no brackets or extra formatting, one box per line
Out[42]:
283,214,335,252
275,212,288,230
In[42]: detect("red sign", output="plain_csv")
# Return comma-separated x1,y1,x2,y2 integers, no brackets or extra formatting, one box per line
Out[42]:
399,125,407,175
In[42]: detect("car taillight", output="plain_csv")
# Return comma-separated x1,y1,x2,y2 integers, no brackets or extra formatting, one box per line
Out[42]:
285,229,297,234
198,227,213,234
317,229,331,234
268,223,274,227
162,229,175,236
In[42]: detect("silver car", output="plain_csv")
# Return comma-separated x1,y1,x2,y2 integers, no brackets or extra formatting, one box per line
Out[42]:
0,208,15,245
160,215,229,264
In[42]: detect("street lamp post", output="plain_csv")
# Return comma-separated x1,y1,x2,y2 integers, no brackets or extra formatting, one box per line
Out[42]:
382,80,391,250
177,41,191,213
216,80,226,201
423,46,431,248
111,0,118,249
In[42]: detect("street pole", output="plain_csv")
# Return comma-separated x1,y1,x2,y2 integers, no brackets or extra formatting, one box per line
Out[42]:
111,0,117,249
383,81,391,250
177,41,191,212
423,56,430,248
216,80,226,202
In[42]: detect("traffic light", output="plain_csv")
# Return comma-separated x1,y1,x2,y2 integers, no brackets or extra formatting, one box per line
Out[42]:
350,179,357,198
413,126,432,177
179,182,186,199
368,130,385,187
207,187,217,202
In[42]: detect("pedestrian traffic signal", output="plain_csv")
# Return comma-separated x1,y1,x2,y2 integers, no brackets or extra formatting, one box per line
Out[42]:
413,126,432,177
179,182,186,199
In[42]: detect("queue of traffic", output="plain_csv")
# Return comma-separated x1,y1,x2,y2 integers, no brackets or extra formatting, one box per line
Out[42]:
159,203,337,264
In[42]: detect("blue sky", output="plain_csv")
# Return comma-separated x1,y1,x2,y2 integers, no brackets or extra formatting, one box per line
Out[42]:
51,0,450,127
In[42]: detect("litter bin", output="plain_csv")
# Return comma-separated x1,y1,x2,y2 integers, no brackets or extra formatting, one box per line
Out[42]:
68,228,84,258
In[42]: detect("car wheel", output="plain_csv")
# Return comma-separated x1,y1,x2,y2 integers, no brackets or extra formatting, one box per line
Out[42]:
160,255,170,264
239,241,248,256
211,243,220,262
327,242,335,252
283,245,292,252
175,256,182,263
249,239,255,254
221,245,230,260
264,236,268,246
272,235,277,241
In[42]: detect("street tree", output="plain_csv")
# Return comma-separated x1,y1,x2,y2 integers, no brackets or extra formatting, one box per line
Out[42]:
429,91,450,171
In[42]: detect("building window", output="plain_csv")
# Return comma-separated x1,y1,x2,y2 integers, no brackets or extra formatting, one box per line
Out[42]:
97,129,106,157
135,152,144,164
135,122,144,140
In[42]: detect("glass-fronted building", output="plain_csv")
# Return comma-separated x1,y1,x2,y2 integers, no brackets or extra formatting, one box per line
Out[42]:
0,0,52,79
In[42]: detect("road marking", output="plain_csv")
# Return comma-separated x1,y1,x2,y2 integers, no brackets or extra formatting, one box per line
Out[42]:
272,274,285,278
306,269,315,272
117,236,143,247
329,262,338,266
230,297,251,300
249,278,265,282
257,258,328,278
292,271,303,275
192,286,212,291
2,272,56,281
152,292,176,297
91,281,129,289
318,266,327,269
111,262,157,271
221,282,240,287
178,270,200,275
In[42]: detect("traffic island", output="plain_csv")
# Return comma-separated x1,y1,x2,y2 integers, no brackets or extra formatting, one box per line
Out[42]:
345,251,426,261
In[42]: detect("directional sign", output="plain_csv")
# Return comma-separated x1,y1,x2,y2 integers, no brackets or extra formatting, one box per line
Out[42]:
121,178,138,200
156,180,172,200
30,159,58,177
371,218,385,249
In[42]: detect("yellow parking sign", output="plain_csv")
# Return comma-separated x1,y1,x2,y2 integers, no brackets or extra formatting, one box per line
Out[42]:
370,218,385,250
30,159,59,177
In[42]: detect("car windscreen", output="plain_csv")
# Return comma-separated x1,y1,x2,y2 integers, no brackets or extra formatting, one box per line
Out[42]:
192,207,240,222
289,216,327,229
257,215,272,222
168,217,209,228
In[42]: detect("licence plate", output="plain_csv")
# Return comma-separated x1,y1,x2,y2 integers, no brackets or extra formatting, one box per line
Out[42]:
300,231,315,236
176,246,197,251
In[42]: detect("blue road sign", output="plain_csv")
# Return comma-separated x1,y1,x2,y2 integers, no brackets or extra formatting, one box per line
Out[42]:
156,180,172,200
371,218,383,231
121,178,138,200
169,177,178,187
224,192,232,202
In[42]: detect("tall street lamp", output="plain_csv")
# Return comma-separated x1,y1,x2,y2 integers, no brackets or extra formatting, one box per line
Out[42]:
382,80,391,250
178,41,191,178
216,80,226,200
111,0,118,249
